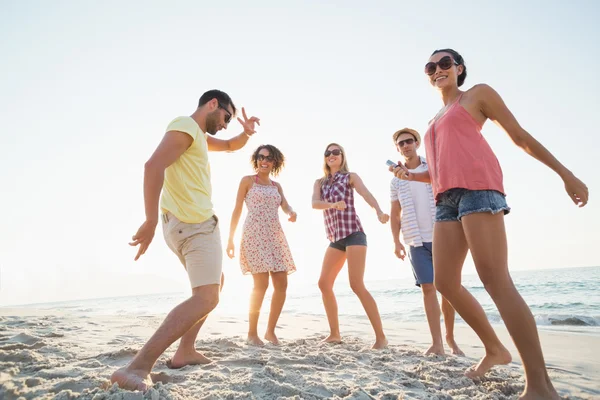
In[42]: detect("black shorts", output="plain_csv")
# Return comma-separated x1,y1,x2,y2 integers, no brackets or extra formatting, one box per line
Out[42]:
329,231,367,251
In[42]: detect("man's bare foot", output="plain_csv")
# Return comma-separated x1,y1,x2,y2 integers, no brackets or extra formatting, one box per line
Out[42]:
110,366,152,391
446,337,465,356
465,348,512,378
425,343,445,355
321,334,342,344
167,349,212,369
264,331,280,345
372,337,388,349
246,335,265,346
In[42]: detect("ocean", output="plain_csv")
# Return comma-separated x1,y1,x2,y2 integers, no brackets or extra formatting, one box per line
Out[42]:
10,266,599,335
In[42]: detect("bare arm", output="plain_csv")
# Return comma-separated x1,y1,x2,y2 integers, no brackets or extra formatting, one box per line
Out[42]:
129,130,193,260
275,182,295,216
390,199,407,259
350,173,384,214
477,84,588,206
390,200,402,245
143,131,193,221
350,173,389,223
226,177,251,258
207,107,261,152
391,165,431,183
312,180,332,209
228,177,252,242
207,133,251,152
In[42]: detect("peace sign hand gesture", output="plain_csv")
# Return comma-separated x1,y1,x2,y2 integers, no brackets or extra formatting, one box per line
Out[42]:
238,107,261,136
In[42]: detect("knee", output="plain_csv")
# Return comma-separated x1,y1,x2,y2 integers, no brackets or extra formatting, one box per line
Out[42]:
349,280,367,295
479,270,513,297
421,283,437,296
253,279,269,293
434,276,458,298
192,287,220,312
272,278,288,293
318,278,333,293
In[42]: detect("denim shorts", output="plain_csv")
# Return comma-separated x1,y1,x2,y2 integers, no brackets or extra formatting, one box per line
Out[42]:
408,242,434,287
329,231,367,251
435,188,510,222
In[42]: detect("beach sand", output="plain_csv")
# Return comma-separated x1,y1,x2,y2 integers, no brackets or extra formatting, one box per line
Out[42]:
0,308,598,399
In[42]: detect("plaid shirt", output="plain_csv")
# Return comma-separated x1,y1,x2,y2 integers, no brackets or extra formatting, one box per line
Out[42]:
321,172,364,242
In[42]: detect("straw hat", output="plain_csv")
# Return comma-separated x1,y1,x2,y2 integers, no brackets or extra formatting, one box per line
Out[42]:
392,128,421,147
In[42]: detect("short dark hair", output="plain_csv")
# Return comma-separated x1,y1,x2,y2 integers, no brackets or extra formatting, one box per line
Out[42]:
251,145,285,177
431,48,467,87
198,89,237,116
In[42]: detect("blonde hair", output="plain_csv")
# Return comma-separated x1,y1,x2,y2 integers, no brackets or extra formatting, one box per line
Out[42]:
320,143,350,185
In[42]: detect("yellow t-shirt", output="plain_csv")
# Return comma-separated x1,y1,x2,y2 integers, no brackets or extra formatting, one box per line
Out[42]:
160,116,213,223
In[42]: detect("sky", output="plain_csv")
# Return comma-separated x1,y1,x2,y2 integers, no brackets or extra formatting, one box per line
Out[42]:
1,0,599,306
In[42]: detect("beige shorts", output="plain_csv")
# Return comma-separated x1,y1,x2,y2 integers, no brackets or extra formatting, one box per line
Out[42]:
162,212,223,288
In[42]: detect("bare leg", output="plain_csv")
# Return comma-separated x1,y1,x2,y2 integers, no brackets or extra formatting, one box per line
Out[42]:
421,283,444,355
433,221,511,378
170,273,225,368
318,247,347,343
264,272,288,345
462,213,558,399
346,245,387,349
441,295,464,355
110,284,220,391
247,273,269,346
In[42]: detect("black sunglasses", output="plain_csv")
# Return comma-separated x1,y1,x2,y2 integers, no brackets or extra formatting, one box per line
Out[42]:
397,138,415,147
257,154,274,162
424,56,459,76
324,149,342,157
217,101,232,124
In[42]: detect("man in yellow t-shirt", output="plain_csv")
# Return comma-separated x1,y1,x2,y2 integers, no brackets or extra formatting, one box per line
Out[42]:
111,90,261,391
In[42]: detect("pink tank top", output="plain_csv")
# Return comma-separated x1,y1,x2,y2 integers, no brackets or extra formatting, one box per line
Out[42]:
424,94,504,201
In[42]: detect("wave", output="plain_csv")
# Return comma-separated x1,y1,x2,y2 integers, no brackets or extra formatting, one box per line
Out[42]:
483,313,600,327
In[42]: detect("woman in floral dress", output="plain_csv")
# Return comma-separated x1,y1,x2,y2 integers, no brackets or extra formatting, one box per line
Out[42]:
227,144,296,346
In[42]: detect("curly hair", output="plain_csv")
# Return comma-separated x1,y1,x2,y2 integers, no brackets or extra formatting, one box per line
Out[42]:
251,144,285,177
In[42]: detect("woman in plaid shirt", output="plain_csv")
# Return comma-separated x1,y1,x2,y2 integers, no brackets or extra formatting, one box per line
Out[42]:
312,143,390,349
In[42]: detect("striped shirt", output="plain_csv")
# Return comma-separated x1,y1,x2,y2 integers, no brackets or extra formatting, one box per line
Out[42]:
321,172,364,243
390,157,436,247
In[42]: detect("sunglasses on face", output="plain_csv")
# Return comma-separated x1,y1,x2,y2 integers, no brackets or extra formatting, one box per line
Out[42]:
424,56,459,76
397,138,415,147
257,154,274,162
217,101,232,124
324,149,342,157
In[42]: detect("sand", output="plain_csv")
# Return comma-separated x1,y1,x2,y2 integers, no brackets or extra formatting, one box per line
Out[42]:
0,308,598,399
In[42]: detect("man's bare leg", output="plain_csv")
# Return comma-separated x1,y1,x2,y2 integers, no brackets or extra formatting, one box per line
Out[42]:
110,284,220,391
169,274,225,368
421,283,445,355
441,295,464,355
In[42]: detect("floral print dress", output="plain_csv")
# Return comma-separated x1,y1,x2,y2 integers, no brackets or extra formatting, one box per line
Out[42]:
240,177,296,275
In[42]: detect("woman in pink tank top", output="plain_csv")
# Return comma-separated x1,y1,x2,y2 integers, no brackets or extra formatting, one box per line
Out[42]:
393,48,588,399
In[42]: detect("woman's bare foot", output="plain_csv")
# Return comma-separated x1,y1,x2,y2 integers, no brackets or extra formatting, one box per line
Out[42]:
264,331,280,345
465,347,512,378
446,337,465,356
110,366,152,391
167,349,212,369
425,343,445,355
518,389,561,400
246,335,265,346
372,337,388,349
321,334,342,344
